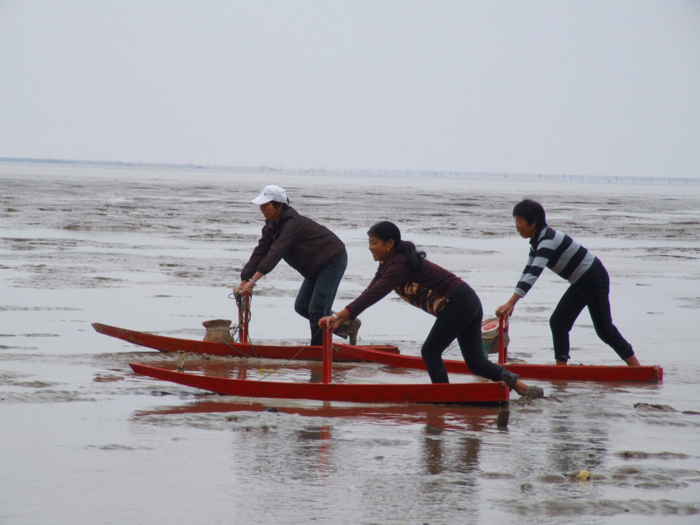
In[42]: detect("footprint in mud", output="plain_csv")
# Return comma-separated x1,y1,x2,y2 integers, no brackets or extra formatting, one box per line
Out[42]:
634,402,700,415
634,402,677,412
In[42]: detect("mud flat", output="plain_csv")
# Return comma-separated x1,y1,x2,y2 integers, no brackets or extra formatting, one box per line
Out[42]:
2,161,700,524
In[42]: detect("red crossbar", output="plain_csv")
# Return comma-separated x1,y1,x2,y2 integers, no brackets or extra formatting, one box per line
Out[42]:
322,328,333,384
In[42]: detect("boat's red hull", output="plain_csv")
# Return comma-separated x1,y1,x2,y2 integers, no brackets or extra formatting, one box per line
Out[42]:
129,363,509,404
92,323,399,361
335,344,663,383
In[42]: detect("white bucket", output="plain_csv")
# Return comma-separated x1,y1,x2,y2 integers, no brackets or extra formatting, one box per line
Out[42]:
481,316,509,356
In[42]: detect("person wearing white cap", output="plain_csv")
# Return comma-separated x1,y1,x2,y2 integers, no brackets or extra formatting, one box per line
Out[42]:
234,185,360,345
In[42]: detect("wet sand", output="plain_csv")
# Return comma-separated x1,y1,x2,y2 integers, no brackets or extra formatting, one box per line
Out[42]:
1,161,700,524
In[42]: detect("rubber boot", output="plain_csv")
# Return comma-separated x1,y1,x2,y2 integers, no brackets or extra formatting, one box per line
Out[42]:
346,318,361,345
331,311,348,339
332,312,362,345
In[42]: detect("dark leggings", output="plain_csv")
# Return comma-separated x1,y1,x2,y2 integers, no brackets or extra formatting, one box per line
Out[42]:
421,284,510,384
550,258,634,362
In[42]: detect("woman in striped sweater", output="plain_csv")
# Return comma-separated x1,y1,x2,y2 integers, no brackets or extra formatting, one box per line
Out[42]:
495,199,641,366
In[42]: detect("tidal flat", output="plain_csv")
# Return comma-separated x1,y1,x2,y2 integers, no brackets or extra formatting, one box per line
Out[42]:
1,161,700,524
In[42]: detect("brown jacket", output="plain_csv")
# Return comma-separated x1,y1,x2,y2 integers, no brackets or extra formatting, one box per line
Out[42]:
345,251,464,318
240,206,345,280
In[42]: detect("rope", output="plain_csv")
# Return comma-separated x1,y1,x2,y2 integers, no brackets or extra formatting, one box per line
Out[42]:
226,291,334,382
220,342,255,358
232,292,252,329
254,343,310,381
254,325,325,381
227,291,258,357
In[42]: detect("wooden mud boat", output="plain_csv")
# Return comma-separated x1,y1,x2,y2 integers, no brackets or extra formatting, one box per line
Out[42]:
337,316,663,383
92,322,399,362
128,329,510,404
113,296,661,407
336,344,663,383
93,294,399,362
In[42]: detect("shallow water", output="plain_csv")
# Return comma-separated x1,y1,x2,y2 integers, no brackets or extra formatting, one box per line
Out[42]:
1,161,700,524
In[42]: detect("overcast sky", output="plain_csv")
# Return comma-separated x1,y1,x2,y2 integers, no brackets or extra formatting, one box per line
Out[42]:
1,1,699,178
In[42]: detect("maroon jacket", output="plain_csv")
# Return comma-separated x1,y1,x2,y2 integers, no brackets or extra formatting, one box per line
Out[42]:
240,206,345,281
345,251,465,318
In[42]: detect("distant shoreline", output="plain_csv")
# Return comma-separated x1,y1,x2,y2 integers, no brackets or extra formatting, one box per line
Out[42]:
1,156,698,186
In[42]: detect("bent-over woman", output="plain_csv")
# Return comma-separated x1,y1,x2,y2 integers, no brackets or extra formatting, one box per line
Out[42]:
234,185,359,346
319,221,543,398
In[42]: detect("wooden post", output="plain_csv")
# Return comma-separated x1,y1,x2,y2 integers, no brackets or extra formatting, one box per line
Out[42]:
322,328,333,384
498,315,509,364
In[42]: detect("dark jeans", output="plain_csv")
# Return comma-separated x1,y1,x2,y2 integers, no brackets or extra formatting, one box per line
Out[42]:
294,250,348,346
421,284,511,384
549,258,634,362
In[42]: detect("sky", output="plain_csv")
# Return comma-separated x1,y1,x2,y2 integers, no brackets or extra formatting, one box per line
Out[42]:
1,0,699,178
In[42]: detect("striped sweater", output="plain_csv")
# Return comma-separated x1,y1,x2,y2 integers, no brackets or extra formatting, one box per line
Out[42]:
515,226,596,297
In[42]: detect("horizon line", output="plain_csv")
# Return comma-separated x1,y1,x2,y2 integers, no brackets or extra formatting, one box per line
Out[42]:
1,156,698,185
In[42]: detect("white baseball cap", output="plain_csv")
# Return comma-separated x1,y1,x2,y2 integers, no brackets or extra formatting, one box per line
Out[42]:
251,185,289,205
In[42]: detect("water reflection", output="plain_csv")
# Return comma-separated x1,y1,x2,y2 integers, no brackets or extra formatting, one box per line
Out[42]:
542,387,613,475
132,397,502,431
296,425,333,477
422,419,481,476
132,396,498,518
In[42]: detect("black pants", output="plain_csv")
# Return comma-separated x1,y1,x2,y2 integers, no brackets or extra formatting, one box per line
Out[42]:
421,284,510,384
549,258,634,362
